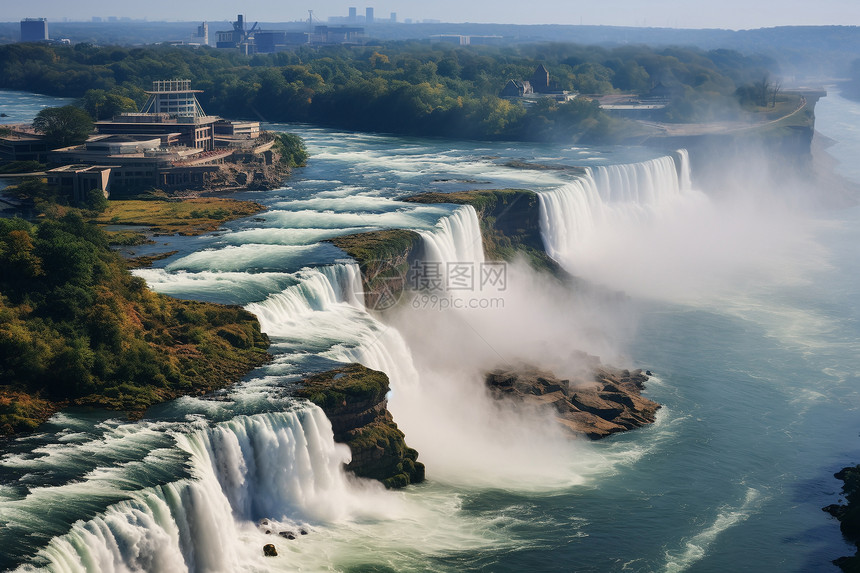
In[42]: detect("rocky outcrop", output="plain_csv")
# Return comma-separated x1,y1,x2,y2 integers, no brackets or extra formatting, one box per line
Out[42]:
824,465,860,571
328,229,422,312
294,364,424,488
203,148,292,192
486,360,660,439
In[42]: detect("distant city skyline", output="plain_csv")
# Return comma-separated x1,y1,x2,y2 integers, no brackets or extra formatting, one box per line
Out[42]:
5,0,860,30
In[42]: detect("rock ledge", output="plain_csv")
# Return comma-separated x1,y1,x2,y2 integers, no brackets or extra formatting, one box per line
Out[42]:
486,361,660,439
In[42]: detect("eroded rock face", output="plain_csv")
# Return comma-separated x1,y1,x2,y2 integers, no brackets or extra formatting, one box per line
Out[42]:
295,364,425,488
823,465,860,571
486,362,660,439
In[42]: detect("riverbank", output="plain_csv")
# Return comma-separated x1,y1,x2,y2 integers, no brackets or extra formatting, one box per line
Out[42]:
0,209,271,435
825,465,860,571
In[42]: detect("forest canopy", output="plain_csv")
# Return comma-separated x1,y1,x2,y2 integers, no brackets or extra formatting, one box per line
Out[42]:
0,41,776,142
0,210,269,434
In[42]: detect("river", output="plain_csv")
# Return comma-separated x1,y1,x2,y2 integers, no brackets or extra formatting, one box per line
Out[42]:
0,89,858,572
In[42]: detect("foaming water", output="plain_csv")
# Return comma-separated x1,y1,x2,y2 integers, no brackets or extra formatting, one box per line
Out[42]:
538,150,826,303
377,207,600,488
166,243,344,273
132,269,296,305
663,488,764,573
417,205,486,265
538,153,687,261
5,87,860,571
14,407,401,573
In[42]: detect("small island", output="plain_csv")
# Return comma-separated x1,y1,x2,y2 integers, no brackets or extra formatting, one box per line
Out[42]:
294,363,425,489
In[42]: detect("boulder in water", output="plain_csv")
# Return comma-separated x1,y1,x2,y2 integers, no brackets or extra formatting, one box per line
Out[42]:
279,531,296,540
263,544,278,557
485,359,660,439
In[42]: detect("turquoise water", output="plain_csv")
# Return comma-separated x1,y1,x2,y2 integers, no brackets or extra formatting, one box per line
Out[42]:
0,90,72,125
0,91,858,572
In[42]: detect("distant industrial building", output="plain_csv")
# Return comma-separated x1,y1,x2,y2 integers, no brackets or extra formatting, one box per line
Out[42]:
311,26,364,45
192,22,209,46
430,35,469,46
429,34,503,46
254,30,308,52
215,14,363,51
20,18,48,42
332,7,395,25
469,35,503,46
216,14,257,53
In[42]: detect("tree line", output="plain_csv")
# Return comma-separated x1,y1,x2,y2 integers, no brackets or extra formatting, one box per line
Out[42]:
0,41,778,142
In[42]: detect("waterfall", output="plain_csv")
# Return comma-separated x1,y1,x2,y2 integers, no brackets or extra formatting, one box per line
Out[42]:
20,407,390,573
244,263,363,334
417,205,485,266
538,151,690,265
241,262,421,391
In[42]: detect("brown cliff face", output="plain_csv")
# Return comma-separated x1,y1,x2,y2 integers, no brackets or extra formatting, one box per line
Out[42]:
486,362,660,439
294,364,424,488
328,229,422,312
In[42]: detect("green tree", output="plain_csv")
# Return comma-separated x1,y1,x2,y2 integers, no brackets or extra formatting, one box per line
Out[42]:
85,188,109,213
81,89,137,120
274,133,309,168
32,105,93,148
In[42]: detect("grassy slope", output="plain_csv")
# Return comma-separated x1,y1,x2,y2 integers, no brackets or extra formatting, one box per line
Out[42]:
94,198,265,236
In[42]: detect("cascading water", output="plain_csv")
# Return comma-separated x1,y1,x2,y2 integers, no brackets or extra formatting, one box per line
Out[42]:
241,262,421,391
538,151,691,265
337,205,487,388
417,205,486,266
17,407,393,573
244,263,364,333
7,85,851,572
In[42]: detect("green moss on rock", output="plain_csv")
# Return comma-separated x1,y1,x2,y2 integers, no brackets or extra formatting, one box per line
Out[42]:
328,229,422,311
295,364,424,488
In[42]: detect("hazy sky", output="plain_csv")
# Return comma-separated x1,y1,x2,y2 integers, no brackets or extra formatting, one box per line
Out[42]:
7,0,860,30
